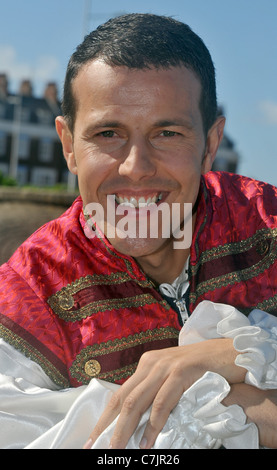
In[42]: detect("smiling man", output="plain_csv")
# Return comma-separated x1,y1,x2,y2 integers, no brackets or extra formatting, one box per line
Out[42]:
0,13,277,449
56,61,221,282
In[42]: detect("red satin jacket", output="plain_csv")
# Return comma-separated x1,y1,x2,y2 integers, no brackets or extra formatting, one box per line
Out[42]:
0,172,276,388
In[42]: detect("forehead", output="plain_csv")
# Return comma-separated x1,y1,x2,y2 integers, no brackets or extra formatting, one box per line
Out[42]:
72,60,202,124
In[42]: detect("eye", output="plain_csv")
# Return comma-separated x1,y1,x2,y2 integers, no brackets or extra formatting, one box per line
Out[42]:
99,130,115,138
161,130,178,137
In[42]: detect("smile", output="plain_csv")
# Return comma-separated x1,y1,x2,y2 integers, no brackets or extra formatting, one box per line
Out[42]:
114,193,163,208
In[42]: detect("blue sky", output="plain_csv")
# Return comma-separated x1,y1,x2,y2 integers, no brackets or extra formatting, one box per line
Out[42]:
0,0,276,185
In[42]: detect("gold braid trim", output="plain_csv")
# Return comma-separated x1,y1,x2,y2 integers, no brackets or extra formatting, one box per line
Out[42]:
256,294,277,314
190,228,277,303
70,327,179,384
48,271,169,322
191,227,277,274
0,323,69,388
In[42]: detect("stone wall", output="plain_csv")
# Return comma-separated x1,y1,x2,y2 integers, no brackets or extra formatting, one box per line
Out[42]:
0,187,78,264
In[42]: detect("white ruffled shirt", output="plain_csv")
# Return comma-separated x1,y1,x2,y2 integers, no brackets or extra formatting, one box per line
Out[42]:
1,300,277,449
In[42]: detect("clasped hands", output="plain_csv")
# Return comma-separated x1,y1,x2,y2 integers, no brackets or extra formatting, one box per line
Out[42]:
83,338,253,449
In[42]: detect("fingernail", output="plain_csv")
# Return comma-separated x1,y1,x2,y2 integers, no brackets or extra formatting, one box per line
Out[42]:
139,437,148,449
83,438,93,449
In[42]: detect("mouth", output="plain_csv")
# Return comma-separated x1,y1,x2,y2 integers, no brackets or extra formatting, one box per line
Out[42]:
114,193,163,208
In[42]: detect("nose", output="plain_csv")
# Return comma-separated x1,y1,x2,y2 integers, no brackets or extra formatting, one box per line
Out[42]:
118,139,156,181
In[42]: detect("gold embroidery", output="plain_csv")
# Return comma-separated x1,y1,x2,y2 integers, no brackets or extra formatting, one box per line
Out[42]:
255,240,270,256
0,324,69,388
94,363,138,383
190,229,277,303
48,272,169,322
191,228,277,274
256,294,277,314
70,327,179,384
55,272,137,294
49,292,169,322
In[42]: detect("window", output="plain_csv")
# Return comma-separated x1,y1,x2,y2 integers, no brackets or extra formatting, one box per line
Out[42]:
0,131,7,155
36,108,53,125
39,137,53,162
31,167,57,186
17,165,29,185
0,103,5,119
20,107,30,122
18,134,30,159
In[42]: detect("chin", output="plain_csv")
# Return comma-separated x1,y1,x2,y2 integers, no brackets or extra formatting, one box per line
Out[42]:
108,235,169,259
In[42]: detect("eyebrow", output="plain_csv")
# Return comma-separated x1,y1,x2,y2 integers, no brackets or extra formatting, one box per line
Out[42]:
83,121,122,135
153,119,194,129
83,117,194,137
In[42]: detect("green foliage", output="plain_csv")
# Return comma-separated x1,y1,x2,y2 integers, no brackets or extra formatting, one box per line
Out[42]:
0,171,17,186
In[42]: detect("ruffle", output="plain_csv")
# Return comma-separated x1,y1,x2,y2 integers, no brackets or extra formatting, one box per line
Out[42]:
179,300,277,390
153,371,258,449
23,371,258,449
89,373,258,449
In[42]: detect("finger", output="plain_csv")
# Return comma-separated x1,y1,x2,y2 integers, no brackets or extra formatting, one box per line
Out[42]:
108,374,165,449
84,367,153,448
84,388,122,448
139,373,185,449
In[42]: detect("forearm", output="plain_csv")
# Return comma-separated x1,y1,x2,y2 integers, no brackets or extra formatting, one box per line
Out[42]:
223,383,277,448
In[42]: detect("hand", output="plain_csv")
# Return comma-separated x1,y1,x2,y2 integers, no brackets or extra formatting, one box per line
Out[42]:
223,383,277,448
84,338,246,449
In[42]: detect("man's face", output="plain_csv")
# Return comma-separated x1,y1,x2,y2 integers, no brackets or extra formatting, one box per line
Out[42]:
57,61,223,261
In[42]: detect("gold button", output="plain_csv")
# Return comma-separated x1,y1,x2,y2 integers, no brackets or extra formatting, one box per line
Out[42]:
58,293,74,310
256,240,269,256
84,359,101,377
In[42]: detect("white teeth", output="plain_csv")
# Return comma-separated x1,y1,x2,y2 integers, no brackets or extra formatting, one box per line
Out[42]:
130,197,138,207
114,193,162,208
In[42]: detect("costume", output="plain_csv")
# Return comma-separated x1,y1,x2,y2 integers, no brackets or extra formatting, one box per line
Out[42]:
0,171,276,390
0,171,277,449
1,300,277,449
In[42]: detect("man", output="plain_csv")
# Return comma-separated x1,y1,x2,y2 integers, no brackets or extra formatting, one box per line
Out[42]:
0,13,277,449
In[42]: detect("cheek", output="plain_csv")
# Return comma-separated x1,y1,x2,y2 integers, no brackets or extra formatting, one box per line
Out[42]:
171,152,203,183
74,150,115,204
174,157,203,203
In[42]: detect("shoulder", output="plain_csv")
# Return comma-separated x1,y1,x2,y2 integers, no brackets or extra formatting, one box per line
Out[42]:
4,196,86,295
204,171,277,198
203,171,277,230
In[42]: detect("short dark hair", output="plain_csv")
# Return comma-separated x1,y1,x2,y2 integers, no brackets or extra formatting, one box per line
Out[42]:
62,13,217,135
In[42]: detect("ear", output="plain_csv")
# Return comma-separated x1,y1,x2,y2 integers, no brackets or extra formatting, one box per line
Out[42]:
55,116,78,175
201,116,226,174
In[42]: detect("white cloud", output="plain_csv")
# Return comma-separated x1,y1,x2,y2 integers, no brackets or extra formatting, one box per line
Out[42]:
0,44,60,93
0,45,32,79
259,100,277,126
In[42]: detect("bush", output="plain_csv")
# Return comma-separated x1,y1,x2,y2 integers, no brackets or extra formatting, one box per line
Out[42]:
0,171,17,186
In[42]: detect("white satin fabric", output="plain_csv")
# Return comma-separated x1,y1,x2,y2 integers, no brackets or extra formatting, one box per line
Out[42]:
179,301,277,390
1,300,277,449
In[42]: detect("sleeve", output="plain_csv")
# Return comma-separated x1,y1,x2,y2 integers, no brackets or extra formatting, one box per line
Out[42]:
179,300,277,390
0,339,87,449
0,337,259,449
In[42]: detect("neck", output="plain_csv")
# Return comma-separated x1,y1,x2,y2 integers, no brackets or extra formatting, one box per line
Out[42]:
135,212,196,285
136,245,190,286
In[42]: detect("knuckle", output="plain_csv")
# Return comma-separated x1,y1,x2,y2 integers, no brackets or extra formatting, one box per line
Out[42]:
152,396,167,415
139,350,159,368
171,363,185,379
139,351,151,366
122,394,137,412
107,391,121,411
